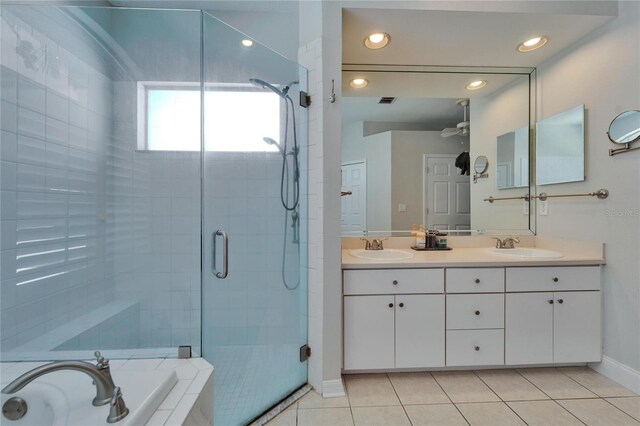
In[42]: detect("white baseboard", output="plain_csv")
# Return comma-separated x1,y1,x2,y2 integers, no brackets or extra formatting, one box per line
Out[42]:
589,355,640,394
322,379,346,398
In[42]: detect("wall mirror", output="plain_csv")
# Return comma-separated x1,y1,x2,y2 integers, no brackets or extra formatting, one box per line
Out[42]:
473,156,488,183
497,127,529,190
340,66,535,236
608,110,640,144
536,104,585,185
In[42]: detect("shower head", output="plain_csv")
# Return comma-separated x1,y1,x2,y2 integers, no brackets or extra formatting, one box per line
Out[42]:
250,78,299,99
250,78,286,98
263,137,285,154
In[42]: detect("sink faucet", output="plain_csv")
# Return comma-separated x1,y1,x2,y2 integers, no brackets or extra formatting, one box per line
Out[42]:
361,238,386,250
493,237,520,249
1,351,119,407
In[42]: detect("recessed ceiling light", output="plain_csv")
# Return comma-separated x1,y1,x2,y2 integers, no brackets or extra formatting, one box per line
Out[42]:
241,39,253,47
364,32,390,49
350,78,368,89
466,80,487,91
517,35,548,52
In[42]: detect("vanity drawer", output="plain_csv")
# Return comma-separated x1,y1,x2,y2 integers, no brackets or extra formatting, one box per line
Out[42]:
446,329,504,367
343,269,444,295
447,268,504,293
506,266,600,292
446,294,504,330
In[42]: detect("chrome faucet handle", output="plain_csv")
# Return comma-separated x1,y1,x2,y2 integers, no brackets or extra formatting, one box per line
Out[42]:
107,386,129,423
94,351,109,368
503,237,520,248
371,238,388,250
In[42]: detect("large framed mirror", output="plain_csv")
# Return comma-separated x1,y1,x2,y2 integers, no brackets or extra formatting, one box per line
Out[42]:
341,65,536,236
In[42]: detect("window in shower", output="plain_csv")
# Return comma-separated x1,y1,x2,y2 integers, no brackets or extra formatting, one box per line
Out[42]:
138,82,281,152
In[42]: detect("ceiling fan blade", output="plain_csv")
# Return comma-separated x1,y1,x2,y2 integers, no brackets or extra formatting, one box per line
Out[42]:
441,128,460,137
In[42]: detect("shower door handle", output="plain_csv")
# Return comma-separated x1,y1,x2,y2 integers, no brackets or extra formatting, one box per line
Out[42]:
212,230,229,279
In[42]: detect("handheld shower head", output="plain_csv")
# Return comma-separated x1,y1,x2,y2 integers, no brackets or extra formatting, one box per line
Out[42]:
249,78,286,98
263,137,285,155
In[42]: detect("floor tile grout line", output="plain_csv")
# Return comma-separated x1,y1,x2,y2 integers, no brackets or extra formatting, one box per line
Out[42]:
344,377,356,426
430,372,471,426
599,396,640,423
471,370,531,426
387,372,414,426
555,366,636,398
513,368,560,400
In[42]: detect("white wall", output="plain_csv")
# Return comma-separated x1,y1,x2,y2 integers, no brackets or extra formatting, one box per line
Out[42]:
391,130,469,230
341,121,392,231
470,75,531,232
535,1,640,374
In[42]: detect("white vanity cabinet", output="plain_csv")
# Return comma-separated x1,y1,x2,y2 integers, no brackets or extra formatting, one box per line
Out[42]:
505,267,602,365
343,264,602,372
343,269,445,370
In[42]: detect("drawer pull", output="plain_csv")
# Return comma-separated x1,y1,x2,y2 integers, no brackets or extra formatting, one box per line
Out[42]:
475,278,480,284
557,299,564,304
399,302,404,308
474,310,480,316
392,280,398,285
388,303,394,308
548,299,554,304
553,277,559,282
474,346,480,351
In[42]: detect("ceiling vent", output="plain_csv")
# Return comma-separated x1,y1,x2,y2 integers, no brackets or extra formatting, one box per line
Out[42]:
378,97,396,104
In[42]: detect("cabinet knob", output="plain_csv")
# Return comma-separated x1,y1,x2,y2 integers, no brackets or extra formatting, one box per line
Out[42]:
474,310,480,316
557,299,564,304
553,277,559,282
399,303,404,308
475,278,480,284
392,280,398,285
474,346,480,351
388,303,394,308
548,299,554,304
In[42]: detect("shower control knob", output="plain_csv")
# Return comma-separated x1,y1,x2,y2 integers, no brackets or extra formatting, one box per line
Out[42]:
388,303,394,308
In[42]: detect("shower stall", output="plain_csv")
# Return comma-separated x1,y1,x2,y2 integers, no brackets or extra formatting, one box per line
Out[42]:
0,5,308,425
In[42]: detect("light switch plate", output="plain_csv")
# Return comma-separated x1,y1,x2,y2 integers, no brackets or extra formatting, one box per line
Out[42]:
539,199,549,216
398,204,407,212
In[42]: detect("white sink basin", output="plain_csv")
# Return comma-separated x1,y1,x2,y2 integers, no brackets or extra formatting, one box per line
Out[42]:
350,249,414,261
489,247,564,259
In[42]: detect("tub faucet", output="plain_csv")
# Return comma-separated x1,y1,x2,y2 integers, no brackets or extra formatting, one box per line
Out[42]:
1,351,117,407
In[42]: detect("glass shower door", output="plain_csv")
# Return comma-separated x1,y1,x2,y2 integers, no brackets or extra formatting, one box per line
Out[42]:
201,14,308,426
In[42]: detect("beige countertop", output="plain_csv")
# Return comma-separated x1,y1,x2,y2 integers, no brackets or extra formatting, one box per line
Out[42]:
342,246,606,269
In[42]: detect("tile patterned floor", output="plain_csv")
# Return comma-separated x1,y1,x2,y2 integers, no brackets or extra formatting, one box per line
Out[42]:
267,367,640,426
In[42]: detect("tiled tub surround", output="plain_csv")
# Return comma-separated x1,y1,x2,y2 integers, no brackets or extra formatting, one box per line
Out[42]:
267,368,639,426
0,357,213,426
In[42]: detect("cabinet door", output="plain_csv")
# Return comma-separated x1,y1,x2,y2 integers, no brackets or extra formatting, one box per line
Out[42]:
554,291,602,363
505,292,554,365
344,295,395,370
395,294,445,368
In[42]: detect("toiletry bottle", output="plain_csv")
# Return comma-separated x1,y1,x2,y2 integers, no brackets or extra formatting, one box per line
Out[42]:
411,224,417,237
416,225,426,249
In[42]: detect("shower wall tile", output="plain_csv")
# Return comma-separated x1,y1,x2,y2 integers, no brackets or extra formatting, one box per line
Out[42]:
1,7,113,354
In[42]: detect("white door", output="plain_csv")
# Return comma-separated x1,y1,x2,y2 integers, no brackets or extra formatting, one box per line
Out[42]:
505,292,554,365
341,162,367,231
553,291,602,363
395,295,445,368
344,295,394,370
425,156,470,230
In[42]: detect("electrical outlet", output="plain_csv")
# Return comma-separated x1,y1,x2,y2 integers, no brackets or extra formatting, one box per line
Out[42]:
523,201,529,215
539,199,549,216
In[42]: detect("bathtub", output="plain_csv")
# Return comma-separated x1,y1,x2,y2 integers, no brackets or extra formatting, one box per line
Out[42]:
0,363,177,425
